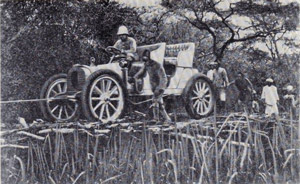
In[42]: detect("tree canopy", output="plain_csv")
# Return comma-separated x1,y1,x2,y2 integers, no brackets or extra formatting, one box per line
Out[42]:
161,0,299,61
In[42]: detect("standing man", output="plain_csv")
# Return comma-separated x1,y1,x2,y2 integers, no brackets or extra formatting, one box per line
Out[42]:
111,25,138,66
261,78,279,117
207,61,216,81
134,50,172,124
207,61,229,112
232,71,254,113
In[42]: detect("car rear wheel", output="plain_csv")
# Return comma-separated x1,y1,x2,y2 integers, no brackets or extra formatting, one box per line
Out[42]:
81,71,126,122
184,76,215,119
40,74,79,122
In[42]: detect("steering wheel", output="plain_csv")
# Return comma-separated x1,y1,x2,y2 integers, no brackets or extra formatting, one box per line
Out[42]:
105,46,128,67
105,46,122,55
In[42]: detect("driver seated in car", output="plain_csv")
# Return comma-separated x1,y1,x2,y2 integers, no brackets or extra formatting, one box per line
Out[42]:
112,25,138,66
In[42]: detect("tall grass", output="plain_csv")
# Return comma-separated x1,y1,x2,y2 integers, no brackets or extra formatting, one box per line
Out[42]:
1,115,299,183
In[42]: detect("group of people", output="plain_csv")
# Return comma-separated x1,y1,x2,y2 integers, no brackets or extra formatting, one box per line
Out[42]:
107,25,297,123
206,61,297,118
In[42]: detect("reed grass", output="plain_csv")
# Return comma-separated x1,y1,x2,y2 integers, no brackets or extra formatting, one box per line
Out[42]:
1,114,299,184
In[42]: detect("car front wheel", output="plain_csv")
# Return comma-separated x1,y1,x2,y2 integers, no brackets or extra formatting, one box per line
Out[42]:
81,71,126,122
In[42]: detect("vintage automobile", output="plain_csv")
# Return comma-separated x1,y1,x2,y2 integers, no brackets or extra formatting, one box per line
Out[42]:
40,42,216,122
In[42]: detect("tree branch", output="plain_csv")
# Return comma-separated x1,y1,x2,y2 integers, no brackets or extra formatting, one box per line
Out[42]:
190,7,218,55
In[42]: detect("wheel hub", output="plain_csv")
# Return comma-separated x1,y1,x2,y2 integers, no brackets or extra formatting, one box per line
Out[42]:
101,93,111,101
197,91,204,99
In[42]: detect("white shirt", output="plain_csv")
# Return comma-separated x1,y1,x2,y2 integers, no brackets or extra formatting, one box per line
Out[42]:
207,68,229,87
207,69,215,81
261,85,279,116
261,85,279,105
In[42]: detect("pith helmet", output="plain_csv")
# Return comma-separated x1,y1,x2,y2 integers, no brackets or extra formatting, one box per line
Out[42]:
208,61,218,65
286,85,294,91
117,26,129,35
266,78,273,83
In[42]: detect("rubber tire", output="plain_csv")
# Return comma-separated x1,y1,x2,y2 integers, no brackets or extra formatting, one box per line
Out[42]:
81,70,127,122
40,73,79,122
183,75,216,119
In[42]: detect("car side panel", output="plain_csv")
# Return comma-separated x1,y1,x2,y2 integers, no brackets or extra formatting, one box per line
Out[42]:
167,67,199,89
177,68,199,89
167,68,184,89
136,67,199,96
164,68,199,95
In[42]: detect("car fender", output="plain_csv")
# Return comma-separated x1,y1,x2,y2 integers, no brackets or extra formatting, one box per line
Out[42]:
95,63,123,77
73,63,124,79
176,68,198,89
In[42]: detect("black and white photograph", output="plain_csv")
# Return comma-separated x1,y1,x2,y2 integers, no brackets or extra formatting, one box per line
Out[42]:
0,0,299,183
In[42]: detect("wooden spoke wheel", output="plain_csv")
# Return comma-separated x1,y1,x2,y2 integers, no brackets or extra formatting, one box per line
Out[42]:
184,76,215,119
81,71,126,122
40,74,79,122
